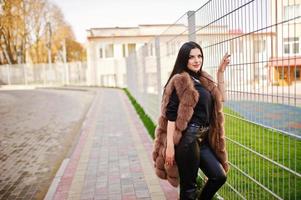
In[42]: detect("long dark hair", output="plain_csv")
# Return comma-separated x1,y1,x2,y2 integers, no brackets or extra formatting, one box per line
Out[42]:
164,41,204,88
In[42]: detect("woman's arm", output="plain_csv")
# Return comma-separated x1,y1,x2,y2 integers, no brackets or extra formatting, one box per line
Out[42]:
165,89,179,166
217,71,226,102
167,120,175,146
165,120,175,166
217,53,231,102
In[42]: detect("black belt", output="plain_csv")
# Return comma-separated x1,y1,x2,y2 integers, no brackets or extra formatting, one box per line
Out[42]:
186,123,210,144
187,123,209,131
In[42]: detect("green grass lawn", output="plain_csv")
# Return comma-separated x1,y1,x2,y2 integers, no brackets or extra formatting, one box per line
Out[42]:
216,107,301,200
123,89,301,200
123,88,156,138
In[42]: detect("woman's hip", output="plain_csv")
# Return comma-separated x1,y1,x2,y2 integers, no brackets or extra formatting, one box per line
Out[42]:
182,123,209,144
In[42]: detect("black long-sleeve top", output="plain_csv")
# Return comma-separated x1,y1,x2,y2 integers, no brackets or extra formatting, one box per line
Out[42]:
166,70,213,126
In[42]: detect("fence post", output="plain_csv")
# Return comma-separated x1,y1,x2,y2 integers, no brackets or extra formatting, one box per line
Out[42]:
23,64,28,85
141,44,148,109
126,53,134,91
114,59,119,87
142,44,148,94
7,64,11,85
65,63,69,85
187,10,196,42
43,64,46,85
155,37,162,116
132,52,138,94
155,37,162,97
62,39,69,85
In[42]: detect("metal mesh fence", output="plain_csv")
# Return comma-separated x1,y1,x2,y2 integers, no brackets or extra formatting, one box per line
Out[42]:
126,0,301,199
0,62,88,86
126,13,190,121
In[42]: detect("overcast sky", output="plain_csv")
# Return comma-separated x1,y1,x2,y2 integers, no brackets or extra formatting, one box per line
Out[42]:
50,0,207,43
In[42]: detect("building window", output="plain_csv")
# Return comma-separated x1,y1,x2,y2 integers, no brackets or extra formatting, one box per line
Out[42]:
122,44,126,57
146,43,153,57
293,43,299,54
284,37,299,54
254,39,266,53
105,44,114,58
128,43,136,54
284,4,300,20
284,44,290,54
99,47,103,58
296,68,300,79
122,43,136,57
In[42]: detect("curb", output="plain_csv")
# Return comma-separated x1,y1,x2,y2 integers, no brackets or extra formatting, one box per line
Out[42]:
43,90,99,200
44,159,70,200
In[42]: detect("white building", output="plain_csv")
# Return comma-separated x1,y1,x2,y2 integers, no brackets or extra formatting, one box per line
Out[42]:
269,0,301,86
86,24,275,91
86,24,183,87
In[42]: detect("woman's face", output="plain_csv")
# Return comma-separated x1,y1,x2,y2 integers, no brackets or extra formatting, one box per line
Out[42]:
187,48,203,72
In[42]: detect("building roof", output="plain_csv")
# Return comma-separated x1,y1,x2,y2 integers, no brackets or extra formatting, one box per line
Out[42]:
86,24,276,40
268,56,301,67
87,24,232,38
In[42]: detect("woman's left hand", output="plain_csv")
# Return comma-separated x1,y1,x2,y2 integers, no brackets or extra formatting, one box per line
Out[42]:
218,53,231,73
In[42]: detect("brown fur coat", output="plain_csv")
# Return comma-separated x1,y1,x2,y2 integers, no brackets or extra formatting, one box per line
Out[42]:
152,70,229,187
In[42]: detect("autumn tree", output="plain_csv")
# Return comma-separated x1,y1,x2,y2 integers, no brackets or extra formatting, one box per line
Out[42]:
0,0,86,65
0,0,26,64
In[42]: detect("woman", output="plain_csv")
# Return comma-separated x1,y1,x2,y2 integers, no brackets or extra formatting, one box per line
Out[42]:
152,41,230,200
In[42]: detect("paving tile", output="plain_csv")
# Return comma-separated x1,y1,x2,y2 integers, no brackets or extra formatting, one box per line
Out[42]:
121,194,137,200
109,193,122,200
135,189,150,198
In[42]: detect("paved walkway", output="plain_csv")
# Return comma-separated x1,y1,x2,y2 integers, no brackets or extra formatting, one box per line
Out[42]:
45,88,178,200
0,88,94,200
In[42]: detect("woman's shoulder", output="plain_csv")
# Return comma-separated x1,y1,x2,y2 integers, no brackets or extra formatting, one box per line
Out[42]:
169,72,190,84
168,72,197,98
164,73,189,97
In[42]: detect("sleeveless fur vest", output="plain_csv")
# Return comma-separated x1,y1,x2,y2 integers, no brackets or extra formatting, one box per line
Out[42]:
152,70,229,187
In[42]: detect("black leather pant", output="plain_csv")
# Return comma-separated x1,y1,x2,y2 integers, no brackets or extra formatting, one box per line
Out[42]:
175,124,227,200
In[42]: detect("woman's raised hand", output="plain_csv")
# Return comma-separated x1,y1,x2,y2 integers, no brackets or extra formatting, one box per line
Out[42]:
218,53,231,73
